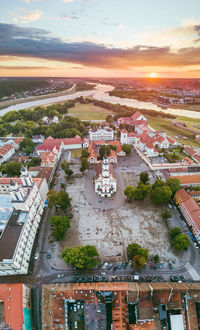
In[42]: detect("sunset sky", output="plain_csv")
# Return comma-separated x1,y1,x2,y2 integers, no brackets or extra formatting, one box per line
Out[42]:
1,0,200,77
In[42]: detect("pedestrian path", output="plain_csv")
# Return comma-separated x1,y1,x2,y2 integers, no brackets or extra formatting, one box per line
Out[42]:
185,262,200,280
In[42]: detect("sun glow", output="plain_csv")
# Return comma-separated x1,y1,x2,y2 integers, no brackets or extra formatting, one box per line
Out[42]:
149,72,157,78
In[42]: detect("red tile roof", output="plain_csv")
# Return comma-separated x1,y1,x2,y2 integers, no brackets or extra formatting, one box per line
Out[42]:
0,144,14,156
174,175,200,185
169,167,188,173
184,147,197,157
0,283,24,330
193,154,200,163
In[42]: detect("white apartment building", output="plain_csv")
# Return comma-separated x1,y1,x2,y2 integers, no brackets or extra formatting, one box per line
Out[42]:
0,167,46,275
89,128,114,141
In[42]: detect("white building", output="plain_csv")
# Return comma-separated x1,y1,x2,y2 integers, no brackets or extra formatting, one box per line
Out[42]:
89,128,114,141
0,167,47,276
94,156,117,197
32,135,45,144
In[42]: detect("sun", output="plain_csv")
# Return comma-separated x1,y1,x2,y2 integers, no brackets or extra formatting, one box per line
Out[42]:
149,72,157,78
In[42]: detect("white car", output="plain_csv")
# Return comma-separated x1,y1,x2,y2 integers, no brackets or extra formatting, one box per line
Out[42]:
194,243,199,249
34,252,39,260
57,274,64,278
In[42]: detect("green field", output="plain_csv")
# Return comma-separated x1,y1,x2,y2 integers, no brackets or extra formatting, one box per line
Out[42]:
146,115,200,147
71,149,82,158
68,103,112,120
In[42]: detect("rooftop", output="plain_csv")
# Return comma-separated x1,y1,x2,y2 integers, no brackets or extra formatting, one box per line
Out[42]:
0,210,27,262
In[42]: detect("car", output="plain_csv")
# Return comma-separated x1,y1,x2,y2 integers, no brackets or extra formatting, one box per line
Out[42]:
168,204,172,209
123,262,128,269
107,263,113,270
98,199,102,203
118,263,123,270
74,305,77,312
57,274,64,278
113,264,118,271
169,263,173,270
102,263,108,269
194,243,199,249
47,253,51,259
34,252,39,260
159,262,163,269
150,262,154,269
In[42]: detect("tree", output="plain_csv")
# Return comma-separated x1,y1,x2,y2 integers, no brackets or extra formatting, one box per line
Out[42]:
122,144,132,155
140,172,149,185
47,190,71,210
161,209,172,220
27,157,41,168
20,137,34,149
172,234,190,250
49,215,70,241
166,177,180,195
47,190,57,208
61,160,73,178
99,145,111,159
124,185,135,200
56,191,71,210
127,243,149,261
169,227,182,240
153,254,160,263
24,145,34,155
61,245,99,269
132,254,146,269
109,145,117,151
80,157,89,173
81,149,90,159
2,161,22,177
132,181,150,200
151,185,172,205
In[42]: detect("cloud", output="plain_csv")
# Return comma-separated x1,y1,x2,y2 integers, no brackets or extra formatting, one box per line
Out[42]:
23,0,41,3
63,0,75,3
11,9,42,24
0,65,53,70
1,22,200,70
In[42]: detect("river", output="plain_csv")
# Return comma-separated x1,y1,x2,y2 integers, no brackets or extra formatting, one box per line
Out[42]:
1,83,200,119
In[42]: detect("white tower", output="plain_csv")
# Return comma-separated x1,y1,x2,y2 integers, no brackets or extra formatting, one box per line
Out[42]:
102,156,109,177
120,130,128,144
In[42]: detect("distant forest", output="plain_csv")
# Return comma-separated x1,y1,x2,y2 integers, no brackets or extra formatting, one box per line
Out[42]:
0,78,52,98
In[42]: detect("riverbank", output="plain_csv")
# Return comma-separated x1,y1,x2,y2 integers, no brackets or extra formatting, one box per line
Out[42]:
0,84,76,110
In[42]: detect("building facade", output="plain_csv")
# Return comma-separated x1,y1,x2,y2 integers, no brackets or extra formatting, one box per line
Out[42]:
94,157,117,197
0,167,45,275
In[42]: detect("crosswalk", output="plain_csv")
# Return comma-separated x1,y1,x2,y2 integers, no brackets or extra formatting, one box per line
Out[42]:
185,262,200,280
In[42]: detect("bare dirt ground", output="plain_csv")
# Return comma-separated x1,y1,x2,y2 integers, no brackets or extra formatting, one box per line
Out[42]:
55,170,189,267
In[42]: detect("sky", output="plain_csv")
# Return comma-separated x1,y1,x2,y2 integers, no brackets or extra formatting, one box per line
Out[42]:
1,0,200,78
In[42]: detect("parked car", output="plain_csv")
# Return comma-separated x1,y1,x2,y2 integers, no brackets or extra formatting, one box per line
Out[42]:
169,263,173,270
34,252,39,260
194,243,199,249
57,274,64,278
113,264,118,271
47,253,51,259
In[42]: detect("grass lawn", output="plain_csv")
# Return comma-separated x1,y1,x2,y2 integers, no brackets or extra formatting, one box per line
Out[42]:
177,116,200,124
146,115,200,147
71,149,82,158
68,103,112,120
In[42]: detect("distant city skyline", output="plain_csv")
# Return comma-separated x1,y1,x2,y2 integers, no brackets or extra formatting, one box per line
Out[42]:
1,0,200,77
